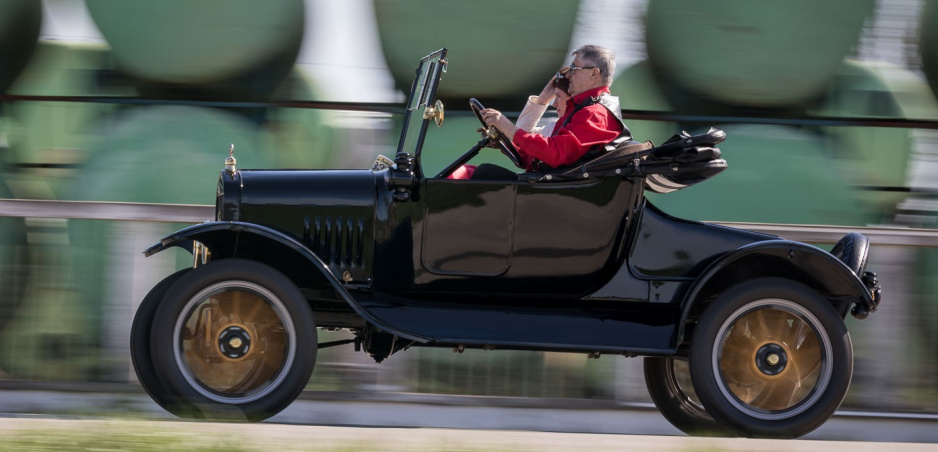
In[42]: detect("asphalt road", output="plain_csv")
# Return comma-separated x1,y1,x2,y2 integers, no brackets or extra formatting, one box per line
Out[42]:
0,387,937,445
0,417,937,452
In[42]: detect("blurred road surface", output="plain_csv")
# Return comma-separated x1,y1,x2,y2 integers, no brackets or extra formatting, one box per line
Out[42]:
0,386,936,444
0,417,937,452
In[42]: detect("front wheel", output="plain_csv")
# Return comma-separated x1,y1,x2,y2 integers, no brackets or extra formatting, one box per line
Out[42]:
689,278,853,438
150,259,316,421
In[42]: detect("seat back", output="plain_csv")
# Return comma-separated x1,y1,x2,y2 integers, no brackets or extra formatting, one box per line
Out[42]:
560,140,653,176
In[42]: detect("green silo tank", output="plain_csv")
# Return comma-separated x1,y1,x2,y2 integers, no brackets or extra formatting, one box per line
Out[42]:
609,60,676,146
648,124,870,226
85,0,305,100
261,67,339,169
373,0,579,106
810,60,930,219
3,41,125,197
645,0,874,108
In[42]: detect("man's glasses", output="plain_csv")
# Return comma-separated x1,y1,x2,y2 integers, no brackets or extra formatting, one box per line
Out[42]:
568,65,597,74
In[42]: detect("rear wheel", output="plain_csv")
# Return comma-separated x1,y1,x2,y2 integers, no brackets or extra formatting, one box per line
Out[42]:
644,356,732,436
150,259,316,421
689,278,852,438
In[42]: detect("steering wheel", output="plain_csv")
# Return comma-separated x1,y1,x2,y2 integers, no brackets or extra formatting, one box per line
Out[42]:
469,98,522,168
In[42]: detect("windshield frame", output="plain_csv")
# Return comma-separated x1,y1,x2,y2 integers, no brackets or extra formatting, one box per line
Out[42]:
394,48,447,178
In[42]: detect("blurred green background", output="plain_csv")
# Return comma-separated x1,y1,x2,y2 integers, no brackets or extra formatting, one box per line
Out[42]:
0,0,936,414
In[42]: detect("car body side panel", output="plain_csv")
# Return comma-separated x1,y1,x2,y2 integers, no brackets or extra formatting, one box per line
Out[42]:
234,169,378,284
628,201,778,278
386,177,641,296
371,182,422,294
510,177,638,283
587,200,776,303
350,176,681,353
421,181,515,276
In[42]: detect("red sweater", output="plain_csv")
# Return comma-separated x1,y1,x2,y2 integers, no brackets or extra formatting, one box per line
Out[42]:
511,86,623,170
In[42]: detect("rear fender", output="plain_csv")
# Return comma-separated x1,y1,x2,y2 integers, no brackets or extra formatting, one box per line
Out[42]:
676,239,874,344
144,221,431,342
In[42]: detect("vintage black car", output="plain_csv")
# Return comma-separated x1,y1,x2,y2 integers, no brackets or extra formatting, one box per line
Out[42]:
131,48,881,438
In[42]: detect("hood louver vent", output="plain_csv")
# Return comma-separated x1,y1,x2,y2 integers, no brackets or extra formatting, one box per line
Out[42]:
307,216,365,268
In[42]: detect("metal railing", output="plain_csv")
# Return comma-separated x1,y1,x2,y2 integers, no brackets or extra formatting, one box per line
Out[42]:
0,199,212,223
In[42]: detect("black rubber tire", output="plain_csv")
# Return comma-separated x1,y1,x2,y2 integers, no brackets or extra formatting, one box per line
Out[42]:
689,277,853,438
644,356,733,436
150,259,316,421
830,232,869,276
130,268,191,411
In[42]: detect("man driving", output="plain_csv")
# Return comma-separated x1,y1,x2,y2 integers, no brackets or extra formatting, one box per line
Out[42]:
479,44,631,176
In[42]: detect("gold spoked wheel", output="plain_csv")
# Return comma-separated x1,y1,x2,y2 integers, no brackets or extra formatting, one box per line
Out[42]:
174,281,295,404
717,301,828,415
150,259,316,421
689,278,852,438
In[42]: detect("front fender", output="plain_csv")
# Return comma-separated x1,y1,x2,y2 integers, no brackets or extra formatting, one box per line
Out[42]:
677,239,875,343
143,221,432,343
145,221,315,261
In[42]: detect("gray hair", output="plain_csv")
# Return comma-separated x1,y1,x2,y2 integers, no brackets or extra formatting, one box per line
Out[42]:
572,45,615,86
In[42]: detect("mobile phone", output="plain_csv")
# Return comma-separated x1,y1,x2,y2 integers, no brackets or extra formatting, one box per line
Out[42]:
553,70,570,93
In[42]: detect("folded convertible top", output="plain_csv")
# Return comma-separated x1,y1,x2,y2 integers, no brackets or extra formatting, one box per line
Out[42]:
543,127,727,193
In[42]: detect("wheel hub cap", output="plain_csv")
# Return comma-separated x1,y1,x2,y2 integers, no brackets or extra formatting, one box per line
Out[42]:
218,326,251,359
755,343,788,376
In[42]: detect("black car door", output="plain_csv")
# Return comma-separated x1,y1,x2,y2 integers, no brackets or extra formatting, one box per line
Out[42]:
420,179,515,277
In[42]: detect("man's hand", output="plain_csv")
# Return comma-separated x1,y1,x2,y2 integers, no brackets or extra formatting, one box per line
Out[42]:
480,108,518,140
535,72,560,106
